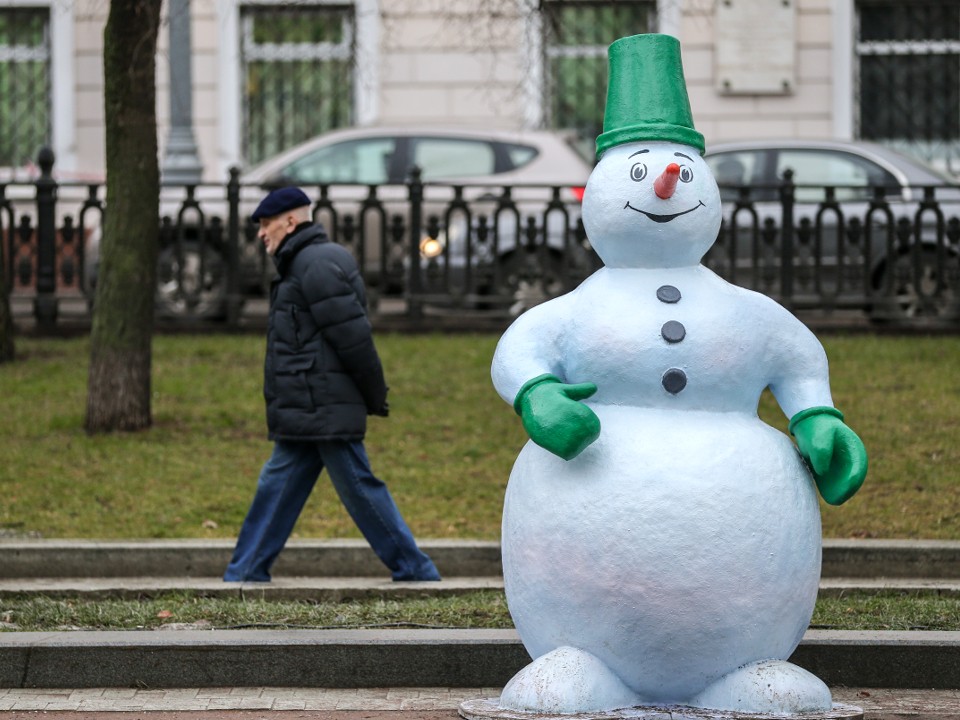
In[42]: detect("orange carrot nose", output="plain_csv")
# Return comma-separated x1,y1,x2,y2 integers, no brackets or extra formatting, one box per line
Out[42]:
654,163,681,199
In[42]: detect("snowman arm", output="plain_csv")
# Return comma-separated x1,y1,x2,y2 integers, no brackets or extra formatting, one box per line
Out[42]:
491,297,575,404
490,295,601,460
763,312,834,419
762,308,868,504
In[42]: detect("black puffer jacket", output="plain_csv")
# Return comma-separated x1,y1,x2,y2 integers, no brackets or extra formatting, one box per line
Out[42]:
264,222,388,441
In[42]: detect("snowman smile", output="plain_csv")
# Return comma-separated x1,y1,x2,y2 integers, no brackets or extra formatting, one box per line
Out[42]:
624,200,705,223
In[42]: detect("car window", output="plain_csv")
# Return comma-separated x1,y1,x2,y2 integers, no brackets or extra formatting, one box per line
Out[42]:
503,143,538,170
411,138,496,179
705,151,765,201
281,138,396,184
775,150,899,202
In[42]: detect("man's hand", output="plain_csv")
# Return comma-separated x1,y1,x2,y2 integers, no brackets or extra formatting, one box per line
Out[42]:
514,374,601,461
789,406,868,506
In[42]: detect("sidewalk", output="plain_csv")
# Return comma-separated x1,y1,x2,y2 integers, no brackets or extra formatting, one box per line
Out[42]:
0,687,957,718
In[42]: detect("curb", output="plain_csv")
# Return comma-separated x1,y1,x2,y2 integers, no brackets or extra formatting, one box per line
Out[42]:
0,629,957,691
0,539,501,579
0,577,505,601
820,539,960,579
3,539,960,579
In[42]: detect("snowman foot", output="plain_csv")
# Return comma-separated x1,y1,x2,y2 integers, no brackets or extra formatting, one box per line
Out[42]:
688,659,832,715
499,646,642,713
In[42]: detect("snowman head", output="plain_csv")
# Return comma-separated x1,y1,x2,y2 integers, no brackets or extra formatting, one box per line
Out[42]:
581,141,722,269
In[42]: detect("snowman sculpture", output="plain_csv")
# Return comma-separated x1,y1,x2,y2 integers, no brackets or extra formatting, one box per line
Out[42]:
465,34,869,720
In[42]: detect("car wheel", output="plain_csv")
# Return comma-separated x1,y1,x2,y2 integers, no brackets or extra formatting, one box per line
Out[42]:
497,247,567,317
870,247,957,323
156,241,228,320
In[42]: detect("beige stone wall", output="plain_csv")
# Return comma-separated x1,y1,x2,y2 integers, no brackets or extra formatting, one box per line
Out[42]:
63,0,845,179
187,0,222,181
377,0,529,128
70,0,220,179
679,0,836,148
73,0,106,177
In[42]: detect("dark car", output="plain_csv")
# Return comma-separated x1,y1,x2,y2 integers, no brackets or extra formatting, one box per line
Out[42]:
704,139,960,322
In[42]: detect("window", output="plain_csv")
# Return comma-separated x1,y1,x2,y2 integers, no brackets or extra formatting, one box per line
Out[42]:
542,1,656,158
705,151,764,202
0,7,50,167
282,138,395,184
775,150,898,202
856,1,960,172
504,143,538,170
241,4,354,167
411,138,497,180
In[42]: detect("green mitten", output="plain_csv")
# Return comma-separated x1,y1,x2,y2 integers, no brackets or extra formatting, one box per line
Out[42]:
789,406,868,506
514,374,601,461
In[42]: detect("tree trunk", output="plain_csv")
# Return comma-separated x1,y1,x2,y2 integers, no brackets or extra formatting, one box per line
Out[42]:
0,245,13,363
85,0,162,433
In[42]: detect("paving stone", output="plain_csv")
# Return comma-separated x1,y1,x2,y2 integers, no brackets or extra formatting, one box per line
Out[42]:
273,699,308,710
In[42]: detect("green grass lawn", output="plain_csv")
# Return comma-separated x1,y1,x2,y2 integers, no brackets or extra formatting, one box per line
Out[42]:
1,591,958,632
1,332,958,540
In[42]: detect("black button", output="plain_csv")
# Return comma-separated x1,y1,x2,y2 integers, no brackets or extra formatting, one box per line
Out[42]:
657,285,681,303
661,320,686,343
662,368,687,394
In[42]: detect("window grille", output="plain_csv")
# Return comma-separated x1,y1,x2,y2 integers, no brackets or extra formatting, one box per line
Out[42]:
0,8,51,168
240,3,354,167
856,0,960,173
542,1,656,158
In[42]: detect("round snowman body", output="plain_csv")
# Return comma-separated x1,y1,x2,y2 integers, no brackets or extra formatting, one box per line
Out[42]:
499,267,824,704
502,407,821,702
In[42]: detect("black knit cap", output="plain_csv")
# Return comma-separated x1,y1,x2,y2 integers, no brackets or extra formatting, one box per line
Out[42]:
251,187,311,221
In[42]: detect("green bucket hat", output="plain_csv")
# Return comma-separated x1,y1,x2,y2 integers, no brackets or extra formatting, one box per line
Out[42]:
595,33,704,159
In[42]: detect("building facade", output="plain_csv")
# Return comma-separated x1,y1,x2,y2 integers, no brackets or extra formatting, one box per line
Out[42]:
1,0,957,181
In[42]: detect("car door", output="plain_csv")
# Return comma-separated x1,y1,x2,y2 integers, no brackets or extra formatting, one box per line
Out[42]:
771,148,903,299
261,136,412,289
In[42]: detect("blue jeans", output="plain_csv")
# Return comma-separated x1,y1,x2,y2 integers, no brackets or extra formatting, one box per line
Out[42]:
224,440,440,582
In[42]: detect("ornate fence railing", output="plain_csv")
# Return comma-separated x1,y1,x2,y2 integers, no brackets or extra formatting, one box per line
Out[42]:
2,151,959,331
706,171,960,324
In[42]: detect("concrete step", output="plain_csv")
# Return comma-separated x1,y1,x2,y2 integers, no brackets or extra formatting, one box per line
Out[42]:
0,539,499,579
1,576,959,601
0,628,957,691
0,576,504,601
3,538,960,579
819,577,960,597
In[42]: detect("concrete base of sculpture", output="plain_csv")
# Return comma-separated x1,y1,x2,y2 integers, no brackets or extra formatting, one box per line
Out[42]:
458,698,864,720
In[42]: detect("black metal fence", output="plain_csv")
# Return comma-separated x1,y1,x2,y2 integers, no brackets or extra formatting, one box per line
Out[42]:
707,170,960,324
3,150,959,332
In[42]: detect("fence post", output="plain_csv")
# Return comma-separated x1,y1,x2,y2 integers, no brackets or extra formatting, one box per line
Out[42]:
0,185,12,361
225,167,242,326
778,168,795,308
406,165,423,320
34,146,58,331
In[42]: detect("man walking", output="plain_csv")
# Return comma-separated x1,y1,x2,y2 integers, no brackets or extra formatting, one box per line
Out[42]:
224,187,440,582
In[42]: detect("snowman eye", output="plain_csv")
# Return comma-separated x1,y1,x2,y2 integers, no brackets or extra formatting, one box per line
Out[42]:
679,166,694,183
630,163,647,182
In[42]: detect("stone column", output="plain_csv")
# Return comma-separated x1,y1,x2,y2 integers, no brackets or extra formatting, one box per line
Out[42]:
162,0,203,183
